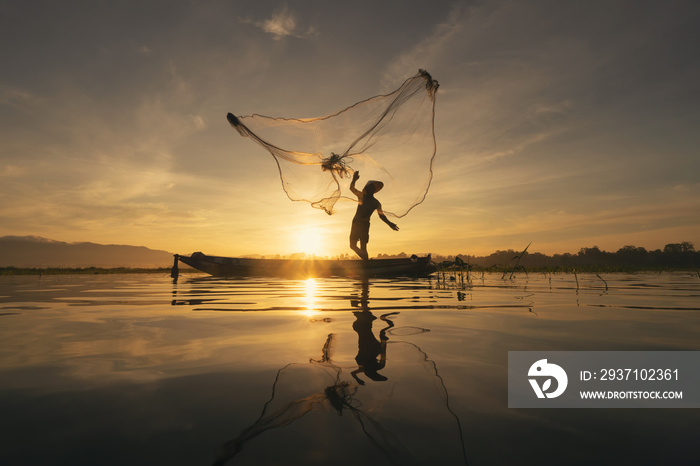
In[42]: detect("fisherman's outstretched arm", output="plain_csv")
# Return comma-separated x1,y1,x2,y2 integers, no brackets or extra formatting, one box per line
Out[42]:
378,206,399,231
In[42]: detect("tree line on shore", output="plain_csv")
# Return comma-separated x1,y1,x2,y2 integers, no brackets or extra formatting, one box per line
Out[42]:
377,242,700,270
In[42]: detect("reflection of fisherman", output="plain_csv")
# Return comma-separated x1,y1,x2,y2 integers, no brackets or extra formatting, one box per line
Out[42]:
350,279,397,384
349,171,399,261
351,311,396,384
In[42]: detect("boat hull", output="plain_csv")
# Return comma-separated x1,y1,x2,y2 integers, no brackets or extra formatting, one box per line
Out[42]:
176,252,435,278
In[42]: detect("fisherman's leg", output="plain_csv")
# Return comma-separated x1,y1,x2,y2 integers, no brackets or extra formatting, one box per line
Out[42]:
359,238,369,261
350,236,364,260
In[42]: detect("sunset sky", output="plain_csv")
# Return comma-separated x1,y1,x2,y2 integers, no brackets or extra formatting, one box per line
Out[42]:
1,0,699,258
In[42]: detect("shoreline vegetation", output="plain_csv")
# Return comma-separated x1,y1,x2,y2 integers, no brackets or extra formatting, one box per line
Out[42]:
0,267,177,276
1,242,698,275
433,241,700,274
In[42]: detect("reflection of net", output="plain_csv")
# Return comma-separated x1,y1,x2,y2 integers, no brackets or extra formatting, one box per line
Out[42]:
213,336,468,465
228,69,439,217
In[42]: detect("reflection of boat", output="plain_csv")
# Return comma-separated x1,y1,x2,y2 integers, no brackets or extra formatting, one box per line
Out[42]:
175,252,435,278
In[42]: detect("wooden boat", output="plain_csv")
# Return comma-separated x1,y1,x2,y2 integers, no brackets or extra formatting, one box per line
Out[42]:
174,252,435,278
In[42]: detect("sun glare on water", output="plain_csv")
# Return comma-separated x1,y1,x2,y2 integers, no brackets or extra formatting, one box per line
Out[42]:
303,278,317,317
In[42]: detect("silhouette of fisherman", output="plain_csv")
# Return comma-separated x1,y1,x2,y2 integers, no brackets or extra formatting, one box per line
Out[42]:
349,171,399,261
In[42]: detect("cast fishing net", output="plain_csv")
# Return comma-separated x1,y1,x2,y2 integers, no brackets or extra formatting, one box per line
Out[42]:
227,69,439,217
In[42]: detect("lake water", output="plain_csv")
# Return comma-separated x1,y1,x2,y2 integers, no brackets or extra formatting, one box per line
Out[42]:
1,272,699,465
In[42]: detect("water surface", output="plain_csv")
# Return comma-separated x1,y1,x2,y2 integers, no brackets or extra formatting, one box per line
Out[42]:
1,272,699,465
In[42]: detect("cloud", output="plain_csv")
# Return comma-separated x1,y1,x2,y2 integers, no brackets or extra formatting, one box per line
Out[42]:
0,164,26,178
382,3,465,86
189,114,205,130
239,5,318,40
0,85,43,112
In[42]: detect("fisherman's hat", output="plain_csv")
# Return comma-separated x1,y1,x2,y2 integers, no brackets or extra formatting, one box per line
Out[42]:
363,180,384,193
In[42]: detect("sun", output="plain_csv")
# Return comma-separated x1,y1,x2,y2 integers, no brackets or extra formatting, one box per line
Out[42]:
294,226,326,256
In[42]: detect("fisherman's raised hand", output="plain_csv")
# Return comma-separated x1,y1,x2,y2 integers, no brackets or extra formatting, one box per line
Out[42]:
352,171,360,181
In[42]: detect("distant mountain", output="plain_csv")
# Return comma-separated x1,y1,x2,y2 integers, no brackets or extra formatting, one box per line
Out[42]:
0,236,175,268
